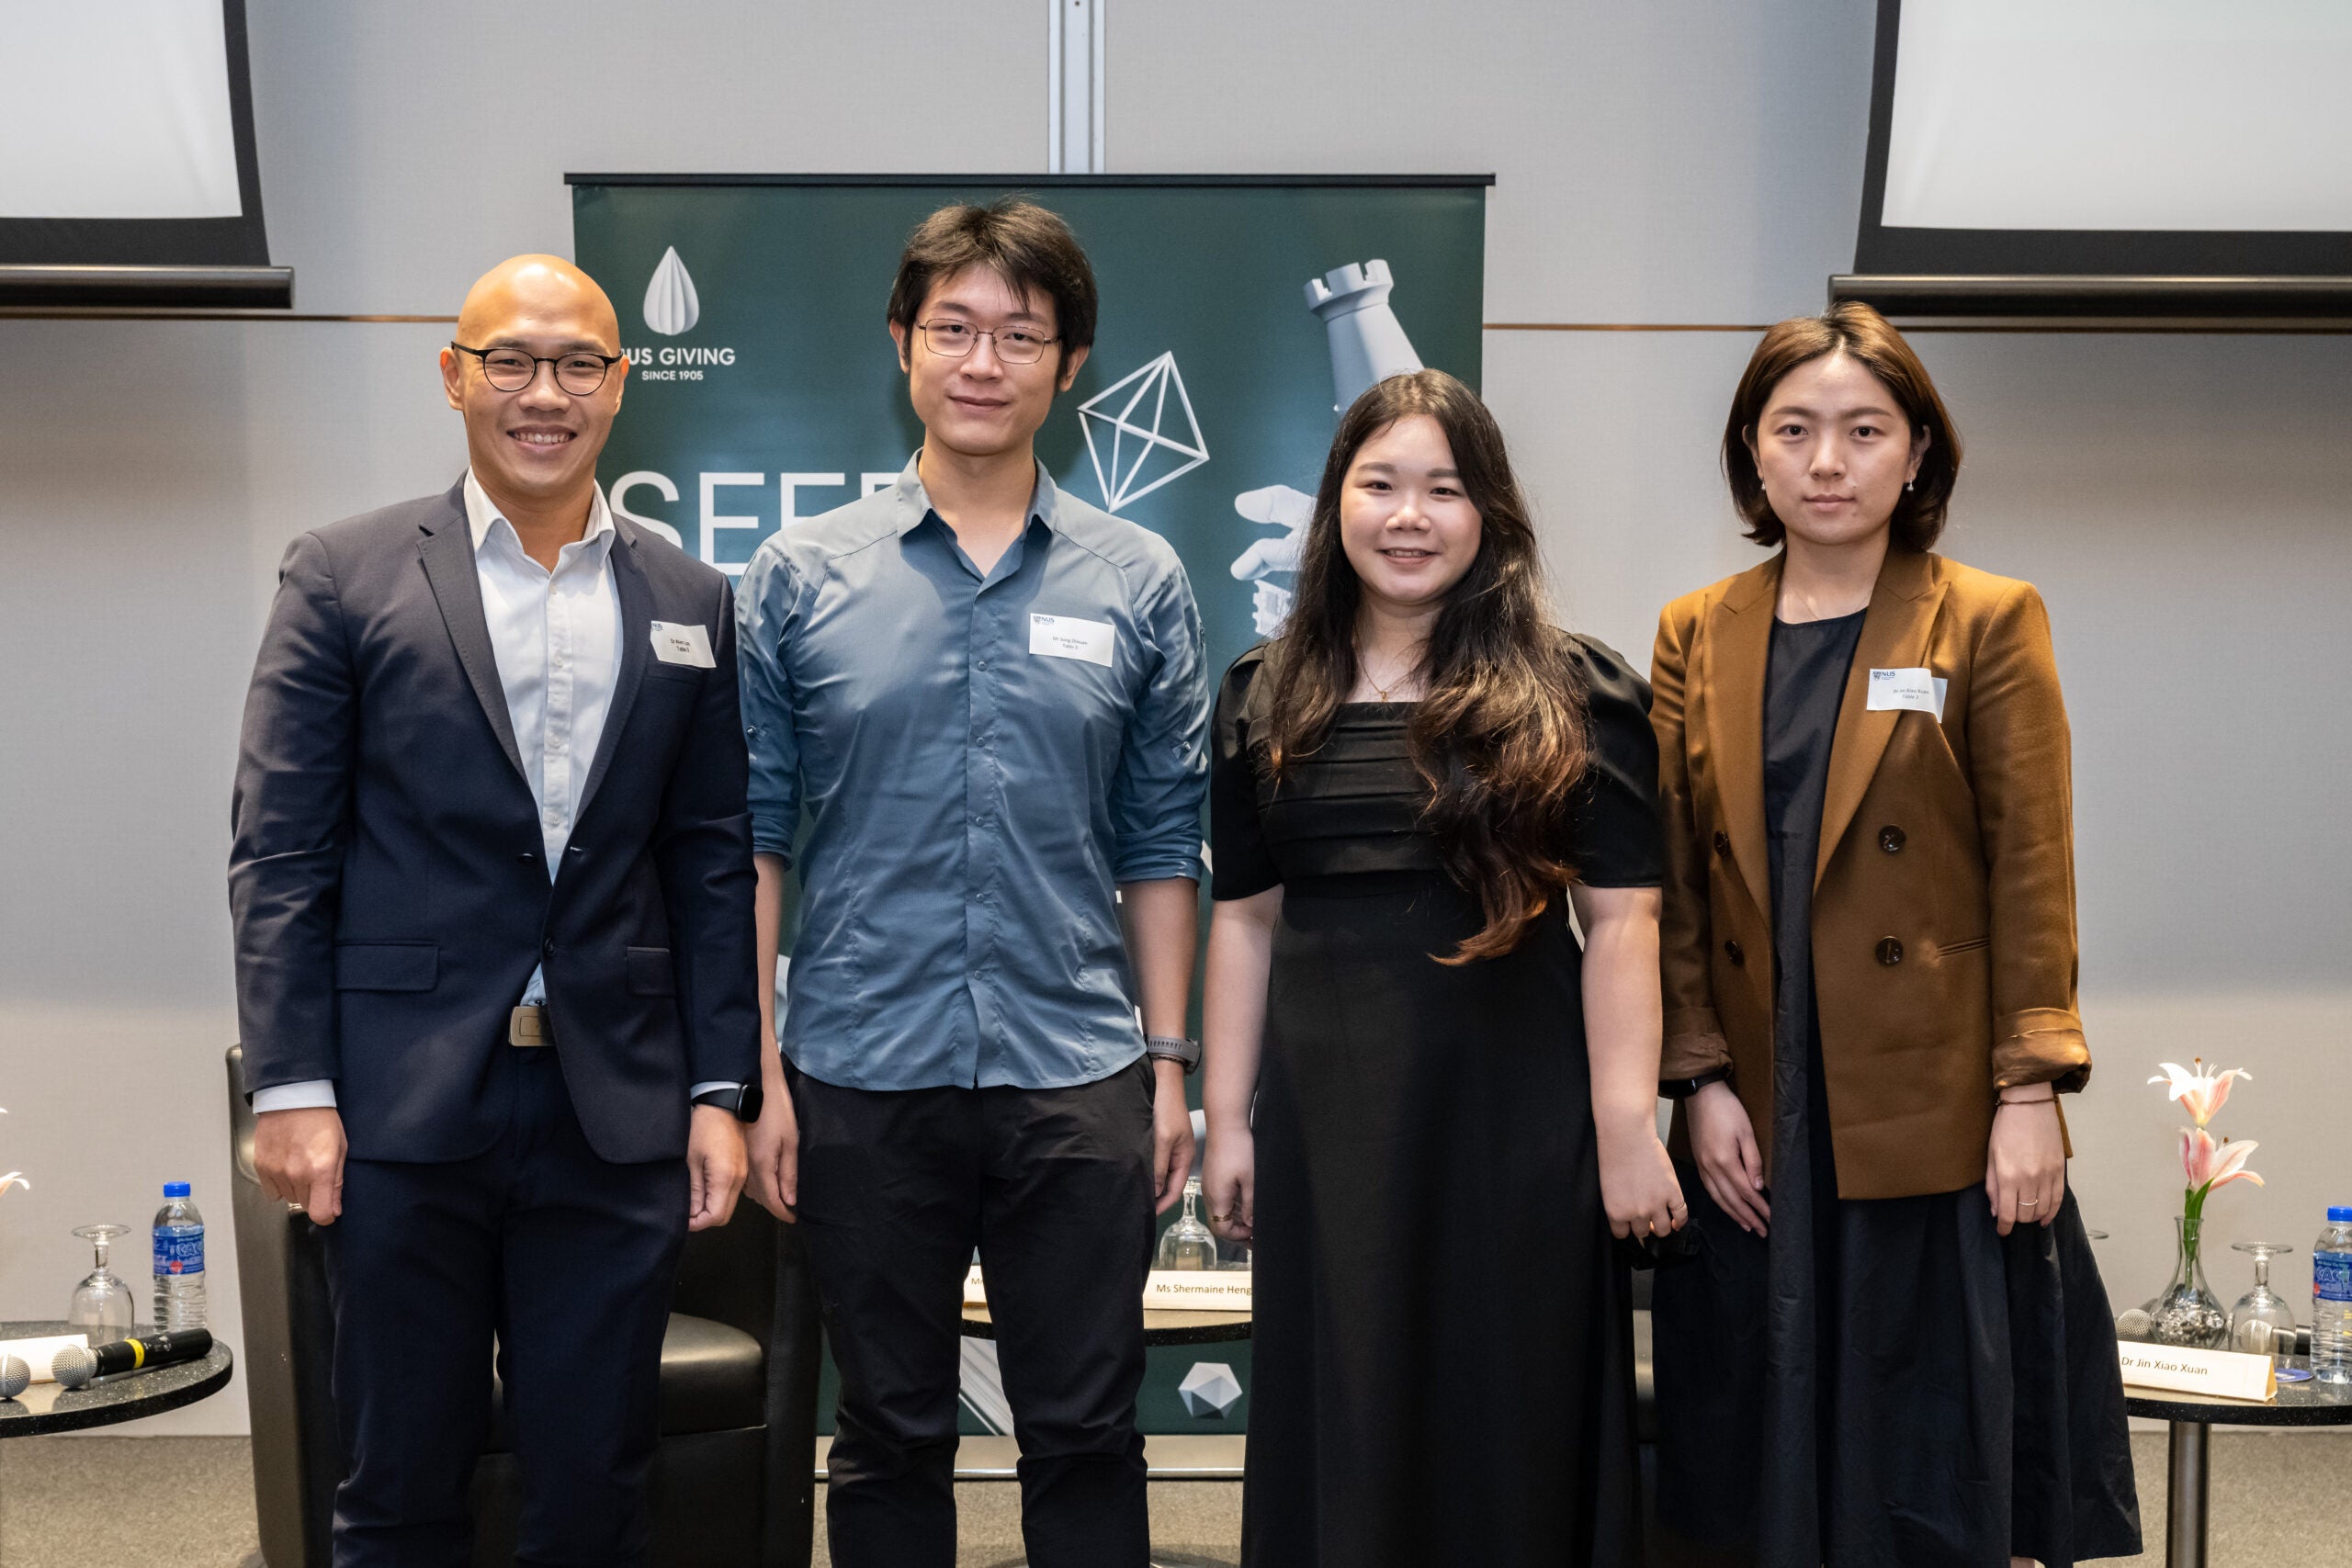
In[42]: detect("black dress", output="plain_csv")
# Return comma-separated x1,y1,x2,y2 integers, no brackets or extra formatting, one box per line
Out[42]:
1209,636,1666,1568
1650,612,2141,1567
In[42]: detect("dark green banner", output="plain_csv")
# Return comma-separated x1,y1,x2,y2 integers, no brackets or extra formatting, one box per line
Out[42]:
572,173,1488,1436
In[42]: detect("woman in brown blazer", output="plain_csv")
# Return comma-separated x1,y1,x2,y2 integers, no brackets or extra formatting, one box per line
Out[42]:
1646,303,2139,1568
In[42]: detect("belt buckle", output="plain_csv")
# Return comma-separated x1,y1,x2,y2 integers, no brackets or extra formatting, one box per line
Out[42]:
509,1005,552,1048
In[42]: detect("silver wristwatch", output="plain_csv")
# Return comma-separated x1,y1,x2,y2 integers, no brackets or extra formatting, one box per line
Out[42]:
1144,1033,1201,1074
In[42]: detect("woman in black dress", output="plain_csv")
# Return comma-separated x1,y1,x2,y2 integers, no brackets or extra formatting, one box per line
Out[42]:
1647,304,2139,1566
1199,369,1685,1568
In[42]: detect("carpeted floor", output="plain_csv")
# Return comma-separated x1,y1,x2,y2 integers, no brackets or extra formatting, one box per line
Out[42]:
1,1431,2346,1566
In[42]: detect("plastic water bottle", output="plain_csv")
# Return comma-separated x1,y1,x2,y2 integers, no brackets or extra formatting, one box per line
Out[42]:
152,1181,206,1331
2313,1205,2352,1385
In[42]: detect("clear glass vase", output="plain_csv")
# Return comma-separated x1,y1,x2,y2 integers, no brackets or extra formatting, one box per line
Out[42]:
2148,1213,2229,1348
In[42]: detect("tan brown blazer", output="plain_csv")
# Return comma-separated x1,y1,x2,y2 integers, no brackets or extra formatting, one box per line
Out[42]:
1651,547,2089,1200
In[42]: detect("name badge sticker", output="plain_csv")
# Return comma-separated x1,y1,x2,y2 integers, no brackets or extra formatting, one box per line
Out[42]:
1029,613,1115,668
1866,666,1946,720
649,620,716,668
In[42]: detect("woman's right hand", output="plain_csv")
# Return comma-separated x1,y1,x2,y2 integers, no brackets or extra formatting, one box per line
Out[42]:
1689,1079,1770,1235
1202,1124,1256,1245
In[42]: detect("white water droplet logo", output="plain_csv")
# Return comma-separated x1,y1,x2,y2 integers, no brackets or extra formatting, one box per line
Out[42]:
642,246,699,336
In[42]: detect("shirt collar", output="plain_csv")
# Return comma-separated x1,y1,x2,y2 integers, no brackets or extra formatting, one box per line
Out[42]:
463,468,616,560
889,452,1059,537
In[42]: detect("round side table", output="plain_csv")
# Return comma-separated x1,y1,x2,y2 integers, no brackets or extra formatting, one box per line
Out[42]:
0,1320,235,1438
2124,1376,2352,1568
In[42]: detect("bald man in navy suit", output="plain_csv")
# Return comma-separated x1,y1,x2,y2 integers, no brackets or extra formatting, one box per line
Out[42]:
231,256,760,1567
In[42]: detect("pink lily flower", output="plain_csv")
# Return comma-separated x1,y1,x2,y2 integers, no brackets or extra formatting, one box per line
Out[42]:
2149,1059,2252,1128
2179,1126,2264,1194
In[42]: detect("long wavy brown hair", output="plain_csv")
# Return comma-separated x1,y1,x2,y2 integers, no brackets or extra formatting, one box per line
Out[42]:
1263,370,1590,964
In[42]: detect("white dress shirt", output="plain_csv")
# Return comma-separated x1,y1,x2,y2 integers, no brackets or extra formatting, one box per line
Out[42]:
255,473,732,1114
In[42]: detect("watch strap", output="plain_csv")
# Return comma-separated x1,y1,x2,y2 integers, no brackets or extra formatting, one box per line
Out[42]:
691,1081,764,1122
1144,1033,1202,1074
1658,1065,1733,1101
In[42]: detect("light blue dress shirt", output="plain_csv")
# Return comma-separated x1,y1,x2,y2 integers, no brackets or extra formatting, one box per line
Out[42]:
737,457,1209,1092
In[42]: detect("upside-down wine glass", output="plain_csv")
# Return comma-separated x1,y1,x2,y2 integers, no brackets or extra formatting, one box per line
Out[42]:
67,1224,136,1339
2230,1242,2302,1369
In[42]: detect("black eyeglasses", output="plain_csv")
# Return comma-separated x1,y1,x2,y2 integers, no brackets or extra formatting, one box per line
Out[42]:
451,342,624,395
914,320,1059,365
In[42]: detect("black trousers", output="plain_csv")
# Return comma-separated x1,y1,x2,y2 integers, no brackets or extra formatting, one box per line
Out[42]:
790,1057,1158,1568
323,1048,688,1568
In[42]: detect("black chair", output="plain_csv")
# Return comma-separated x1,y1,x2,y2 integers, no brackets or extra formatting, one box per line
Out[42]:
226,1045,821,1567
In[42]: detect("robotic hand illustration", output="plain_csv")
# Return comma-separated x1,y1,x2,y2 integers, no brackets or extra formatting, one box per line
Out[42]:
1229,484,1316,637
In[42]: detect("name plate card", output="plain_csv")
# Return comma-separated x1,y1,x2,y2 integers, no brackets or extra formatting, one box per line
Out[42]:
964,1266,1252,1314
1141,1271,1253,1312
2118,1341,2277,1402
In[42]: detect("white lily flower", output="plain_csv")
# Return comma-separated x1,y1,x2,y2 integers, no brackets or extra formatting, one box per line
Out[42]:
2148,1058,2252,1128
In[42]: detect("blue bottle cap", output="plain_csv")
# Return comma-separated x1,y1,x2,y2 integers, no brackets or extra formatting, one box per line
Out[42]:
164,1181,191,1198
2331,1206,2352,1224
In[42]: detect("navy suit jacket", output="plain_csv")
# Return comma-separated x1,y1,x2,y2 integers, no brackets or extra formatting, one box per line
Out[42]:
230,479,759,1165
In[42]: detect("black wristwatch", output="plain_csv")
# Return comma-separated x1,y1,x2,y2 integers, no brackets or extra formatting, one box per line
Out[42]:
1145,1033,1202,1074
692,1081,765,1122
1657,1065,1733,1101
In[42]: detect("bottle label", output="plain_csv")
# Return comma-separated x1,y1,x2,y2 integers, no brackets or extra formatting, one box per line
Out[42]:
154,1224,205,1278
2316,1249,2352,1303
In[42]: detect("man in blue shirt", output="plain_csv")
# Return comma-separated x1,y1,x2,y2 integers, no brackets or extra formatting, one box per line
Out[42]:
735,200,1209,1568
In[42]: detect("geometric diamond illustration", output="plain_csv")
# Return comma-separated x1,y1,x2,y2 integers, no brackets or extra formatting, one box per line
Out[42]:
1079,351,1209,513
1177,1360,1242,1418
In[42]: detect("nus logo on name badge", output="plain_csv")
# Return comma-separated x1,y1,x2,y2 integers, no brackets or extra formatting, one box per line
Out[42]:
1029,614,1115,668
649,621,716,669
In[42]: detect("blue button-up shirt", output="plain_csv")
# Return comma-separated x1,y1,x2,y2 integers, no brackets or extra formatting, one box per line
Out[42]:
737,457,1209,1091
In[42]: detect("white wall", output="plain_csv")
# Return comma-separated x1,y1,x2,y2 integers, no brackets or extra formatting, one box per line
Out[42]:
3,0,2345,1434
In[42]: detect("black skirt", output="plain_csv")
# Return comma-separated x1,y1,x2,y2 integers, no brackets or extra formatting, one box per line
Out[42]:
1650,1032,2143,1566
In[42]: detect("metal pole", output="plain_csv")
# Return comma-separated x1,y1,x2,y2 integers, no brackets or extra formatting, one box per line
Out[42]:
1047,0,1104,174
2165,1419,2210,1568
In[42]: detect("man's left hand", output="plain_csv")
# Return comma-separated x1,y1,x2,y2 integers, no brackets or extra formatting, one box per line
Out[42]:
687,1104,749,1231
1150,1058,1195,1215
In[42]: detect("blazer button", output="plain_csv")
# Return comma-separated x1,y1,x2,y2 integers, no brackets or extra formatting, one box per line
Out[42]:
1712,830,1731,858
1879,826,1905,853
1876,936,1904,966
541,938,557,958
517,851,538,865
1724,939,1745,967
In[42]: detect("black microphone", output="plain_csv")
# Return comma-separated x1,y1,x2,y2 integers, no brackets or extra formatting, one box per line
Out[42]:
51,1328,213,1389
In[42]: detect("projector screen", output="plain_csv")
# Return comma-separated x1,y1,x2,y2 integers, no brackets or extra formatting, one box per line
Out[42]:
1855,0,2352,278
0,0,276,283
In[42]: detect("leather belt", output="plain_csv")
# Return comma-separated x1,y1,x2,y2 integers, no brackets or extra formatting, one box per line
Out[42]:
509,1005,554,1048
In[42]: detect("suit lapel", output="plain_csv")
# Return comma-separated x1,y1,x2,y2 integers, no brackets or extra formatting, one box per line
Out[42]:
574,524,650,826
417,481,528,784
1702,556,1780,923
1815,549,1944,887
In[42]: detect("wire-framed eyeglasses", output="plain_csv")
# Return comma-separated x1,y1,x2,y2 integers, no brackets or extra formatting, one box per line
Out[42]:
913,320,1059,365
451,342,625,395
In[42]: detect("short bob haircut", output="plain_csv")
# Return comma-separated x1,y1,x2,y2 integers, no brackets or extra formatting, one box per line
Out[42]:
1722,301,1962,554
886,197,1098,368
